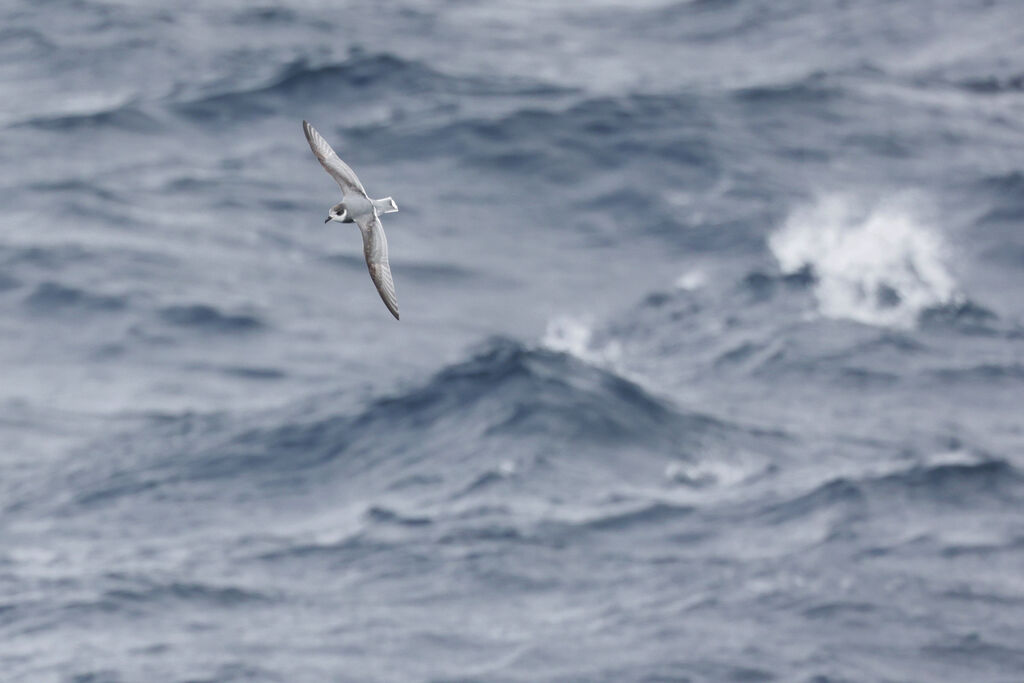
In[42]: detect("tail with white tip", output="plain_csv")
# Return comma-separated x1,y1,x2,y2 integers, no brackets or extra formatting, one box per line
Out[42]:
373,197,399,214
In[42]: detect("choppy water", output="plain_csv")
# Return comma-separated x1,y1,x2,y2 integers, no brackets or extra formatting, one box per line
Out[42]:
2,1,1024,681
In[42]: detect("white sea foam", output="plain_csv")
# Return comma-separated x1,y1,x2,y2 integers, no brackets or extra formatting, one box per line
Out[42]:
770,195,960,328
541,315,621,367
674,269,706,291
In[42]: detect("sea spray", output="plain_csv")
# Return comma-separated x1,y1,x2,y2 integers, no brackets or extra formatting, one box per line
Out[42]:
770,195,960,327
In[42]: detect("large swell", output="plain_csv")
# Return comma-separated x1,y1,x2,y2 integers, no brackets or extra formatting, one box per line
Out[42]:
2,1,1024,681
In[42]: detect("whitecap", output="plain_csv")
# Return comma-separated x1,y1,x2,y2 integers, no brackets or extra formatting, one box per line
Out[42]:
770,195,960,328
674,268,706,291
540,315,622,367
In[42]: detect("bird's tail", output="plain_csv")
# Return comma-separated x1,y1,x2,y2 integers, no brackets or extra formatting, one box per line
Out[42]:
373,197,399,214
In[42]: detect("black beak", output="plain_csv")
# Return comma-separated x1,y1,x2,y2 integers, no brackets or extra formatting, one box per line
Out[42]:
324,216,331,223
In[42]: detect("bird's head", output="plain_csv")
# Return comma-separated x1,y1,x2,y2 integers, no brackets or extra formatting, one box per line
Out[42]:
325,203,347,223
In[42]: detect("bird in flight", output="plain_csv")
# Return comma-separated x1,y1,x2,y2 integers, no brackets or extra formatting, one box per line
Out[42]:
302,120,401,320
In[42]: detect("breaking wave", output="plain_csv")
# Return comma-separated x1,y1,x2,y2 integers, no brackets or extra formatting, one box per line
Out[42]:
770,195,962,327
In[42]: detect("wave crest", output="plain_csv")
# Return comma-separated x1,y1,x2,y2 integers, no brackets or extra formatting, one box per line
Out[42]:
770,195,961,328
64,338,742,512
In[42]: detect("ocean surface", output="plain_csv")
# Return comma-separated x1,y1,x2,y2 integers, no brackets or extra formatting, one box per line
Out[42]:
2,1,1023,681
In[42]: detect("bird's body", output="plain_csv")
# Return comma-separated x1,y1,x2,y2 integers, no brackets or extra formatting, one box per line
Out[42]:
302,120,401,320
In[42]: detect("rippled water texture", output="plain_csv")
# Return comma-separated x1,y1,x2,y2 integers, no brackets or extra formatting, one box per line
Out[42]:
1,1,1023,681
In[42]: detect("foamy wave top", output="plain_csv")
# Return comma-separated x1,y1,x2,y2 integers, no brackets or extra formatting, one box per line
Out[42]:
541,315,622,366
770,195,960,327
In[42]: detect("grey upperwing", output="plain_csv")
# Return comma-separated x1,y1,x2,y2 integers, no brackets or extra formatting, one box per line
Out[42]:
302,120,368,197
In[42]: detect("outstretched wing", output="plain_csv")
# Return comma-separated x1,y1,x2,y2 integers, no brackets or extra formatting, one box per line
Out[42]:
302,120,367,197
355,211,400,320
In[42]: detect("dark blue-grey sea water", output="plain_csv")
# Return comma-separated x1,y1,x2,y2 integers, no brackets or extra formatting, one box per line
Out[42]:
2,0,1024,680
